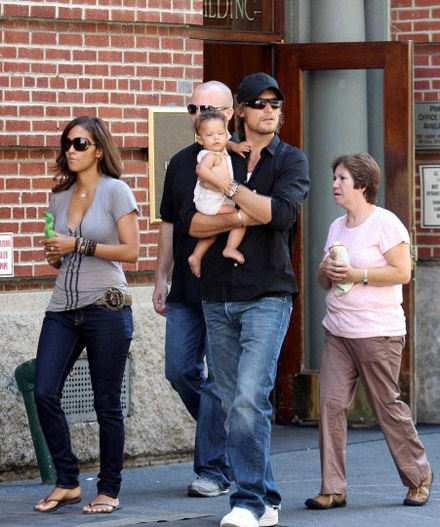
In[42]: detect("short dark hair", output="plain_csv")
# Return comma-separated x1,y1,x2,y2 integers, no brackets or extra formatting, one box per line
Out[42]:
194,110,227,134
331,152,381,204
53,116,122,193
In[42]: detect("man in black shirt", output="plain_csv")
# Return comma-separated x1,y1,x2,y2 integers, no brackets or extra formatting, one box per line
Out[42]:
183,73,309,527
153,81,242,497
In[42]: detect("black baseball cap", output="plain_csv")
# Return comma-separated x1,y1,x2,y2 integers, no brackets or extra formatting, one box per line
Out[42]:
237,72,284,103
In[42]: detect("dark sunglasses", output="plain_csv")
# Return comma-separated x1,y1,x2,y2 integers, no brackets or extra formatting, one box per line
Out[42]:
187,104,231,115
61,137,96,152
245,98,283,110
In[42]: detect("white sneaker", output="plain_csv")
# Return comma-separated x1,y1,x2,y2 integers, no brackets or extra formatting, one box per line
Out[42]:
220,507,259,527
259,505,279,526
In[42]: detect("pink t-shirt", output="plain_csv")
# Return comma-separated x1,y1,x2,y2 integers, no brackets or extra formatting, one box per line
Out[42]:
322,206,410,338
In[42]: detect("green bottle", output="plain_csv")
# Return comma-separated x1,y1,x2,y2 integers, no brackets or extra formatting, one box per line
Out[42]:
43,212,55,239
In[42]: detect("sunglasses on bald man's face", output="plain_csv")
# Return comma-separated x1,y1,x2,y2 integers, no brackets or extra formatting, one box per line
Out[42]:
186,104,231,115
61,137,96,152
244,98,283,110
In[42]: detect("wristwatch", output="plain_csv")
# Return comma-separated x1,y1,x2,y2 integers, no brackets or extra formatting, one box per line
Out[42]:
226,181,240,198
362,268,368,286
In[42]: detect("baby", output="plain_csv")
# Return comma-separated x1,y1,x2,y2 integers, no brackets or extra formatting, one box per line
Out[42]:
188,110,248,278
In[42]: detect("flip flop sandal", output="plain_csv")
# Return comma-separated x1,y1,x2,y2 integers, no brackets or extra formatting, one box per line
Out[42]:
35,496,81,513
83,502,121,514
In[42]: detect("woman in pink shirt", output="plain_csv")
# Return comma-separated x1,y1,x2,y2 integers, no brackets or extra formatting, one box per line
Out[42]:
305,153,432,510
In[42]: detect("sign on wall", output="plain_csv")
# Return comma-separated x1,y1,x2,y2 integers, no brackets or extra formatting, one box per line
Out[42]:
420,166,440,228
148,108,195,223
415,102,440,150
0,233,14,277
203,0,274,33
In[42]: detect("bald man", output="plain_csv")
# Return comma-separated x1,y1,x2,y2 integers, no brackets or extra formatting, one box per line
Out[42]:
153,81,242,497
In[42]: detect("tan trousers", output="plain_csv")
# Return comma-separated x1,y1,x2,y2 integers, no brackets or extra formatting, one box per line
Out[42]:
319,330,430,494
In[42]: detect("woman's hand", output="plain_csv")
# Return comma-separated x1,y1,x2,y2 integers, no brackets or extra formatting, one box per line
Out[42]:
42,233,75,262
320,251,351,283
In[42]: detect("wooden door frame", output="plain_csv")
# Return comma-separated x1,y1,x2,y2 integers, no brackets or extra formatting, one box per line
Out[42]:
275,41,415,423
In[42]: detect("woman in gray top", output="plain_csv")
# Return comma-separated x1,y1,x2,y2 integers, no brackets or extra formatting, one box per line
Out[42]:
34,116,139,514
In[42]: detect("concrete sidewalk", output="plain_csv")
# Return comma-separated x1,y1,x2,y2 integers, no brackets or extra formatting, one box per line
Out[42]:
1,424,439,527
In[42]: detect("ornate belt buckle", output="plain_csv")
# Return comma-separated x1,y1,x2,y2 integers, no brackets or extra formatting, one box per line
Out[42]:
104,287,124,310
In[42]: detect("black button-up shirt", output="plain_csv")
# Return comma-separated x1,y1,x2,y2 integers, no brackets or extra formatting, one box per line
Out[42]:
180,134,309,302
160,139,243,304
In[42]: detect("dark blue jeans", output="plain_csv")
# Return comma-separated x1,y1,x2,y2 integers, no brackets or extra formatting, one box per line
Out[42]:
165,302,230,488
34,305,133,498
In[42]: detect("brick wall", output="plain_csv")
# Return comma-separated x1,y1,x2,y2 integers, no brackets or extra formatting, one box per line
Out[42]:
0,1,203,287
392,0,440,259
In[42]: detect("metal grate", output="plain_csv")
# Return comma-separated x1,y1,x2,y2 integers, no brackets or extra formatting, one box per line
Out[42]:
60,358,130,423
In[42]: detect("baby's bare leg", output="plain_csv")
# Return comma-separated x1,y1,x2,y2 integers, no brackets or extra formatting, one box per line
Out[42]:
223,227,246,264
188,236,216,278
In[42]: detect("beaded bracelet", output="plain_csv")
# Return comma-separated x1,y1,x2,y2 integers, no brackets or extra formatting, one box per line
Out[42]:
74,236,97,257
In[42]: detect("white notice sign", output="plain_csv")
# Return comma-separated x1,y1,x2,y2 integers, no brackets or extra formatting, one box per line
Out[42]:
421,166,440,228
0,233,14,276
415,102,440,149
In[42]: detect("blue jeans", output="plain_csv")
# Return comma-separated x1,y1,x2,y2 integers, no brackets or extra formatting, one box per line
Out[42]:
34,305,133,498
165,302,230,487
203,297,293,518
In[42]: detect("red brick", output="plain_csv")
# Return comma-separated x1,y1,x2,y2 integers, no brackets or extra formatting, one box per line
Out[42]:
85,92,109,104
20,106,44,117
58,7,84,20
85,35,110,47
4,3,30,16
20,162,46,175
6,176,30,189
98,50,123,62
45,106,72,118
124,108,149,120
0,221,19,231
59,33,84,46
149,51,172,63
136,36,159,49
59,92,84,103
392,0,413,7
417,247,432,259
85,8,110,20
30,6,57,18
32,91,57,103
3,31,30,44
415,55,429,65
58,64,84,75
111,35,135,48
98,107,123,119
161,66,184,77
6,121,31,132
415,80,430,89
37,78,50,89
46,48,72,61
124,51,148,62
0,135,18,147
85,64,109,75
112,9,136,22
18,47,44,61
3,62,30,73
0,47,17,59
0,208,11,219
423,92,440,101
414,21,440,31
416,0,440,6
31,63,57,74
32,32,57,45
12,208,25,219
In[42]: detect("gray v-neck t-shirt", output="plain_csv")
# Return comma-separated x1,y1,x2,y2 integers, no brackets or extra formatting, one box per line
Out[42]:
46,175,138,312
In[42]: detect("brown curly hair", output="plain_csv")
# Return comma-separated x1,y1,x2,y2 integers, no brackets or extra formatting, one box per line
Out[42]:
52,116,122,193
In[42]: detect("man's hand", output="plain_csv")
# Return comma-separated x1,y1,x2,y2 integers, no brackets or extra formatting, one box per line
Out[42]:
153,281,168,316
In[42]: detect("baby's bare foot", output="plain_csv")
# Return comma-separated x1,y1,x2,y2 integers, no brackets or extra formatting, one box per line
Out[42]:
188,254,201,278
222,247,245,264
